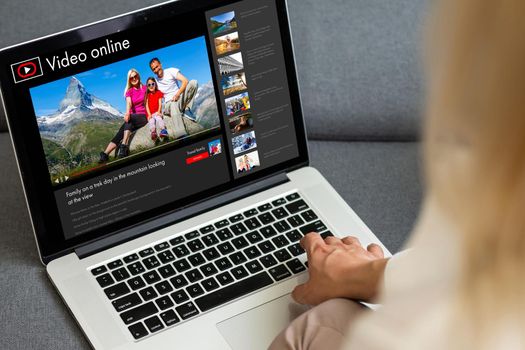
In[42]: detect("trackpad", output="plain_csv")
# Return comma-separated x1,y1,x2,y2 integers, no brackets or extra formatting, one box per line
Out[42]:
217,294,310,350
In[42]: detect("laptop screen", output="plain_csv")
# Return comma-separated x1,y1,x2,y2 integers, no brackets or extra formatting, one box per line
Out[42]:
0,0,307,261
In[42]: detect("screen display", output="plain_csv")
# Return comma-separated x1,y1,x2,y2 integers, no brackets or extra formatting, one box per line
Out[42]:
0,0,305,257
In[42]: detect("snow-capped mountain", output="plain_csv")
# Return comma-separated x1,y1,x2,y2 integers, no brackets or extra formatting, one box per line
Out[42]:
38,77,122,140
194,81,220,129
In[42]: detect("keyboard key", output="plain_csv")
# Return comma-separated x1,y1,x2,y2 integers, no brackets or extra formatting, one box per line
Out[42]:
170,290,189,304
216,228,233,241
232,236,249,250
185,269,203,283
272,235,289,248
128,322,149,339
200,225,215,234
246,231,263,244
96,273,114,288
300,220,328,235
244,218,262,230
260,254,278,268
169,236,185,246
257,240,276,254
155,295,174,310
139,248,155,258
260,226,278,238
200,263,218,277
202,233,219,247
112,267,130,282
173,244,190,258
143,270,161,284
170,275,189,289
158,250,175,264
217,242,235,255
186,283,205,298
231,266,249,280
285,193,300,201
243,208,258,217
112,293,142,312
286,200,309,214
202,277,220,292
269,264,292,281
108,259,123,269
128,262,146,276
271,207,288,219
274,220,291,233
128,276,146,291
185,231,199,240
286,229,303,242
154,281,173,295
257,203,272,212
215,257,233,271
216,271,235,286
214,219,229,228
287,215,305,228
243,246,262,260
143,256,160,270
187,239,205,252
258,212,275,225
173,259,191,273
288,243,305,257
91,266,107,276
176,302,200,320
321,231,334,239
300,210,318,222
275,249,292,262
104,282,130,300
123,254,139,264
272,198,286,206
245,260,263,273
230,223,248,235
158,265,177,279
188,253,206,266
286,258,307,274
144,315,164,333
229,214,244,223
154,242,170,252
195,272,273,312
229,252,247,265
202,247,221,261
139,287,158,301
160,309,180,326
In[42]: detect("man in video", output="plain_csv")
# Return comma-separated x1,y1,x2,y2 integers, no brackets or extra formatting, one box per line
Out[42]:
149,57,198,139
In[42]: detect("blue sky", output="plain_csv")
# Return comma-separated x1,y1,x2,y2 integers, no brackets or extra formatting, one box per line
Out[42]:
31,36,213,116
211,11,235,24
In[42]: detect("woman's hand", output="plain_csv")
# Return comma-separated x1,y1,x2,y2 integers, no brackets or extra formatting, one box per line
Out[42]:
124,112,130,123
292,233,388,306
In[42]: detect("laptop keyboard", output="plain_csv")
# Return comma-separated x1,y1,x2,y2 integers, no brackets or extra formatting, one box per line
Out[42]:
90,192,332,340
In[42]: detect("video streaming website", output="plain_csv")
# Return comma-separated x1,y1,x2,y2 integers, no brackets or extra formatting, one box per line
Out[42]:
23,0,299,239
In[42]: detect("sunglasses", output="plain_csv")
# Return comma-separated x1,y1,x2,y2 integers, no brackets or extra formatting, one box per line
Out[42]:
129,75,138,80
147,83,156,87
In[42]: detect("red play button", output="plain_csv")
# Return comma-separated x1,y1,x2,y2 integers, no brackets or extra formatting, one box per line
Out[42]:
11,57,43,83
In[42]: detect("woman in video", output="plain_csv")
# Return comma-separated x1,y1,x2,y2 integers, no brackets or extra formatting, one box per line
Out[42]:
145,77,168,142
99,69,148,162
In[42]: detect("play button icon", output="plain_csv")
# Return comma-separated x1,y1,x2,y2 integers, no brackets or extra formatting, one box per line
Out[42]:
11,57,43,83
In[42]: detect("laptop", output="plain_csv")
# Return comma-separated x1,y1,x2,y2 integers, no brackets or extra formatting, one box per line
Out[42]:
0,0,390,348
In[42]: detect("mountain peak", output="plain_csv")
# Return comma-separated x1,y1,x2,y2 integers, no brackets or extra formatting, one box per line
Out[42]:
59,76,92,111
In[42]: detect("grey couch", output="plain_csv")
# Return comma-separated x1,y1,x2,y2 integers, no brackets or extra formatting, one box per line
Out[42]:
0,0,426,348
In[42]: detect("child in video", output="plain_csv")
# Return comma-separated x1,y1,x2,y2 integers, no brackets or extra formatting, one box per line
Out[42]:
145,77,168,141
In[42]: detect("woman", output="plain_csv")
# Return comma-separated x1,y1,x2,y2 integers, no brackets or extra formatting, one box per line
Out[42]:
99,68,148,162
270,0,525,349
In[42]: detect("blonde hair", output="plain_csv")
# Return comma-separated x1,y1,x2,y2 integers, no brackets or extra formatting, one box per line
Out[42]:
124,68,142,96
425,0,525,347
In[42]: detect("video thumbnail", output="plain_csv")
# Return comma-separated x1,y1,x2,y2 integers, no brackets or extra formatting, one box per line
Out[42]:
235,150,260,174
214,32,240,56
221,72,247,96
210,11,238,36
232,130,257,155
208,139,222,156
225,92,251,116
30,36,221,185
218,52,244,75
229,113,253,135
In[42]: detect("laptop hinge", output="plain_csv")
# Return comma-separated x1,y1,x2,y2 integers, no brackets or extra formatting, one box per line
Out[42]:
75,172,290,259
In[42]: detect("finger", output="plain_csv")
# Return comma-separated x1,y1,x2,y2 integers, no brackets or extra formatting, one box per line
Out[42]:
300,233,325,255
324,236,343,246
291,283,310,304
367,243,384,258
341,236,361,246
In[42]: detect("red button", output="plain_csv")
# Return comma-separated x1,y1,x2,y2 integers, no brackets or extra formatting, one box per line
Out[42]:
17,61,37,78
186,151,209,165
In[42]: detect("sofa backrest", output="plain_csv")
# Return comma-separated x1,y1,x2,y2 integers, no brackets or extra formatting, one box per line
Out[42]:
0,0,428,139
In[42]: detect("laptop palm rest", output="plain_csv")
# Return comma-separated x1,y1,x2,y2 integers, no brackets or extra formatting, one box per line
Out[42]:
216,294,310,350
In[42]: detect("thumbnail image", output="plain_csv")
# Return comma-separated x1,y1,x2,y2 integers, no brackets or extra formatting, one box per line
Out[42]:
210,11,238,35
208,139,222,156
232,130,257,155
221,72,247,96
214,32,240,56
225,92,251,116
30,36,221,185
235,150,260,174
229,113,253,135
218,52,244,75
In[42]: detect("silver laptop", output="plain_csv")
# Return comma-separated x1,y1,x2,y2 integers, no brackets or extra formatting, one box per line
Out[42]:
0,0,389,348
